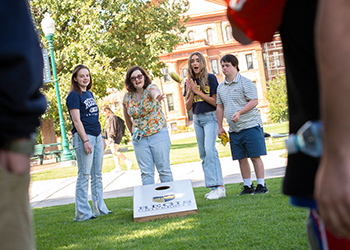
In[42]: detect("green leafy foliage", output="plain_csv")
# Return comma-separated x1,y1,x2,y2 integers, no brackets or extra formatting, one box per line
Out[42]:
30,0,189,136
266,74,288,123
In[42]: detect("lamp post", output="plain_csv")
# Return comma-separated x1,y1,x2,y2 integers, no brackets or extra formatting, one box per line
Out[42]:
41,13,73,162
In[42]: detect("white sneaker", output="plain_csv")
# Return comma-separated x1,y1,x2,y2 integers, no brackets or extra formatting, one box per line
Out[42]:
206,188,226,200
204,190,215,198
125,159,132,170
111,165,122,172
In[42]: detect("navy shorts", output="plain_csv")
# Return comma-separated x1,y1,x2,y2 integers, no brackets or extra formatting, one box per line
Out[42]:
229,126,267,160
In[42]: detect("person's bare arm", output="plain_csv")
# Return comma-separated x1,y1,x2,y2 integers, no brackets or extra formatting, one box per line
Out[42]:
123,106,133,135
231,99,258,123
70,109,92,154
217,104,226,137
184,79,195,111
315,0,350,239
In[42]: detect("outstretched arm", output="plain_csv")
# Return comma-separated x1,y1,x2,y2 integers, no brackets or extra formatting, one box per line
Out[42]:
315,0,350,239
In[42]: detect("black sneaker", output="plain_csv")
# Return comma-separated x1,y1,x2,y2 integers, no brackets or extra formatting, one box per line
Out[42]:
254,184,268,194
238,184,255,196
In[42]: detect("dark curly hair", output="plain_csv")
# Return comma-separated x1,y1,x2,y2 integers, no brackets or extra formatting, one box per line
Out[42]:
124,66,152,93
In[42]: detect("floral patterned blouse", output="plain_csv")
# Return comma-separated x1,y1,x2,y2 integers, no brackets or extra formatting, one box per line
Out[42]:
123,84,166,137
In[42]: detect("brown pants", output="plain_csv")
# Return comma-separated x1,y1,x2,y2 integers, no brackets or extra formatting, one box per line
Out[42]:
0,167,35,250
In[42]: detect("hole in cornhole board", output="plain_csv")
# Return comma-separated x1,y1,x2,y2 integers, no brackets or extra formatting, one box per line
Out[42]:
155,186,170,191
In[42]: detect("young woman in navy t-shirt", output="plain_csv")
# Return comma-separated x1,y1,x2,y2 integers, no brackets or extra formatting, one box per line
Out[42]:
66,64,111,221
183,52,225,200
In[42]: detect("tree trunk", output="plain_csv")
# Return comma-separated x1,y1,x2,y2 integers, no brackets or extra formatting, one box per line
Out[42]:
40,118,58,154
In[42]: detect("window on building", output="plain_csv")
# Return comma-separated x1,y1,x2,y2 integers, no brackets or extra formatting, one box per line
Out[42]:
166,94,174,112
162,67,170,82
170,122,178,131
263,53,268,69
272,51,281,67
211,59,219,75
206,28,214,43
188,31,195,41
182,67,187,78
225,25,233,41
246,54,254,70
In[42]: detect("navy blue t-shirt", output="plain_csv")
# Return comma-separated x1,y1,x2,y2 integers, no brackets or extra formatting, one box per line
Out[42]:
66,90,101,136
183,73,218,114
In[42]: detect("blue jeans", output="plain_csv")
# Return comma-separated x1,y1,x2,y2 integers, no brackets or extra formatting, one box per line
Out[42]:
132,126,173,185
193,111,224,188
73,133,110,221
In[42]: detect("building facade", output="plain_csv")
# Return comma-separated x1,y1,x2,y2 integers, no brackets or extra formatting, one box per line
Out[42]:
105,0,285,131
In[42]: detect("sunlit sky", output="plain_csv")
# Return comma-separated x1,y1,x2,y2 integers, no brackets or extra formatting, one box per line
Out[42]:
184,0,226,16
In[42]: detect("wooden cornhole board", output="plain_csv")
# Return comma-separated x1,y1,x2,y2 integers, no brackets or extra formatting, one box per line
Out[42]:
133,179,198,222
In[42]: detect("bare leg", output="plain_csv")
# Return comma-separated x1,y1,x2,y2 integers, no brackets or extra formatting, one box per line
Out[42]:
238,158,251,179
250,156,265,179
113,144,126,164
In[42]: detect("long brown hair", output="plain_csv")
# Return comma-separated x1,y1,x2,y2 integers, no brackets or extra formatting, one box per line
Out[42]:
69,64,93,95
186,52,208,99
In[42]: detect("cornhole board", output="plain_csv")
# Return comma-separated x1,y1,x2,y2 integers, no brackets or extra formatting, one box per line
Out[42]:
133,179,198,222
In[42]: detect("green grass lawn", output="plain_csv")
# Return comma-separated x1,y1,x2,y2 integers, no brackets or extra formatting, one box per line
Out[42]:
33,177,309,250
31,122,289,182
263,121,289,134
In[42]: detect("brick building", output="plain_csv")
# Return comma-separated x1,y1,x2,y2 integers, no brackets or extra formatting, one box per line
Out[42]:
105,0,285,131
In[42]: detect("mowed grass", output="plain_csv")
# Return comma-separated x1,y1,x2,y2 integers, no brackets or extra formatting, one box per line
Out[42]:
31,122,289,182
33,177,309,250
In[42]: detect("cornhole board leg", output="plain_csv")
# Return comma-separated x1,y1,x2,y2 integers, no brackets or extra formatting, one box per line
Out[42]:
133,179,198,222
134,210,198,223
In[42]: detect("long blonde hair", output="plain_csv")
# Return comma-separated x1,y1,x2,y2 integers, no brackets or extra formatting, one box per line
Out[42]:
185,52,208,99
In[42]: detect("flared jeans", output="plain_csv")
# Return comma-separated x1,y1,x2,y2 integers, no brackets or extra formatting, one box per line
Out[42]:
73,133,110,221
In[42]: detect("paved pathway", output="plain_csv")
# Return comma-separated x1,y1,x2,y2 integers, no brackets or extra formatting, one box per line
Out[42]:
30,149,287,208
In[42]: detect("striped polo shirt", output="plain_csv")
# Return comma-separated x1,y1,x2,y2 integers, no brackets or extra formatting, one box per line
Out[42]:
217,72,263,133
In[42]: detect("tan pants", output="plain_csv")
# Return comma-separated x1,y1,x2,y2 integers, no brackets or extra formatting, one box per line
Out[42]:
0,167,35,250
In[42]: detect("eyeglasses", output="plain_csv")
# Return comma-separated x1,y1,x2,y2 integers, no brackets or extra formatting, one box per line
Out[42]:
130,74,144,83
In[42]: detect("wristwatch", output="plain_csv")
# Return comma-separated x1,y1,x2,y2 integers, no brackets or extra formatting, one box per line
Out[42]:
0,133,36,156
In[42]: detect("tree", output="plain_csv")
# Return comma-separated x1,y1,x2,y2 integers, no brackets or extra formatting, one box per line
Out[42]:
30,0,189,137
266,74,288,123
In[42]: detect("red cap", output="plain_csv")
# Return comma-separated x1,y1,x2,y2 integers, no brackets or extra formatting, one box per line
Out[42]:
226,0,286,43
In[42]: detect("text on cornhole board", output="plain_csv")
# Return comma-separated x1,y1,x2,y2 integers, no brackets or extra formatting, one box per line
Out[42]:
133,179,198,222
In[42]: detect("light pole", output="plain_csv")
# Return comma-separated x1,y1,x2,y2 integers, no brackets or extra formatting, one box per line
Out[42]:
41,13,73,162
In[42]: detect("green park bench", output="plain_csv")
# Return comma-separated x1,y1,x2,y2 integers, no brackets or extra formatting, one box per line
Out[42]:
32,143,62,165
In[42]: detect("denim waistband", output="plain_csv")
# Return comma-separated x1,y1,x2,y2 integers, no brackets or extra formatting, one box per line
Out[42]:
193,110,216,116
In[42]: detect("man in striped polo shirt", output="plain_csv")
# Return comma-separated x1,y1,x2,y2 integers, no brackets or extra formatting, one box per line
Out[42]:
216,54,268,196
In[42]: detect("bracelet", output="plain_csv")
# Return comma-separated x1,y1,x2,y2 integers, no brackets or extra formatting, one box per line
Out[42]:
83,140,89,144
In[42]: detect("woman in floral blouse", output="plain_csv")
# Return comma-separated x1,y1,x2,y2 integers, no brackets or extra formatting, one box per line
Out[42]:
123,66,173,185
